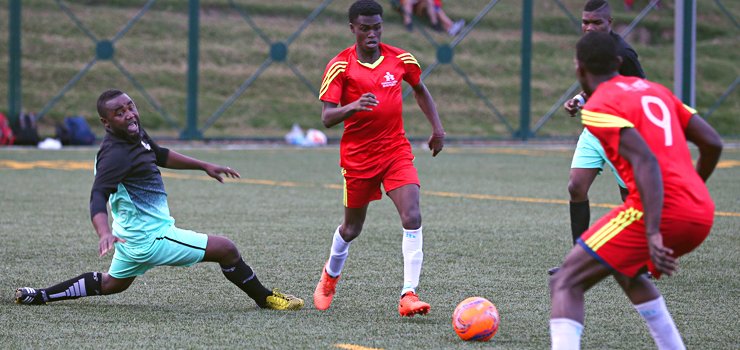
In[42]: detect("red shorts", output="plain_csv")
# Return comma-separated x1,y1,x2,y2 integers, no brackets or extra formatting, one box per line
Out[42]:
342,156,419,208
578,205,712,278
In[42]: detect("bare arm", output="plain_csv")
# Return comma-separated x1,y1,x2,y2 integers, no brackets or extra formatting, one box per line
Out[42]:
92,211,124,257
618,128,676,275
321,93,379,128
411,82,445,156
164,151,241,183
683,114,723,182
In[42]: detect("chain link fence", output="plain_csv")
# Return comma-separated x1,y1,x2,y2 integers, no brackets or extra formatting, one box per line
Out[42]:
2,0,737,141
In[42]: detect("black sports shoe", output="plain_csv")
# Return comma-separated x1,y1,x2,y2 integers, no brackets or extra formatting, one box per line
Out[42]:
15,287,46,305
547,267,560,275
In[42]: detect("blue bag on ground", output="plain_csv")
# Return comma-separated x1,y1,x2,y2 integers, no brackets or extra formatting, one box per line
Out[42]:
58,116,96,145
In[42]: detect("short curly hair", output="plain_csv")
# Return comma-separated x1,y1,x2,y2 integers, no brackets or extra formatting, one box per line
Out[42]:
577,31,619,75
584,0,610,12
97,89,125,119
348,0,383,23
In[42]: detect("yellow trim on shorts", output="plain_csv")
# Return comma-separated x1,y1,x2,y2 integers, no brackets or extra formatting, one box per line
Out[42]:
584,207,643,251
342,168,348,207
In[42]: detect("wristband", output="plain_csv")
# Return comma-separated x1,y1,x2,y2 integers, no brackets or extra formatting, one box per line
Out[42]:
572,94,585,106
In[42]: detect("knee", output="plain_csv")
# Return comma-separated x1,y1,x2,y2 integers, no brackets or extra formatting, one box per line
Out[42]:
401,215,421,230
400,209,422,230
567,179,588,201
219,238,241,264
206,235,241,265
548,274,560,294
340,223,363,242
101,273,133,295
549,273,572,297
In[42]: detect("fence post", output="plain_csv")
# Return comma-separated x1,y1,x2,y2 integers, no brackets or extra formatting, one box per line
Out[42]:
181,0,203,140
518,0,533,140
674,0,696,105
8,0,22,124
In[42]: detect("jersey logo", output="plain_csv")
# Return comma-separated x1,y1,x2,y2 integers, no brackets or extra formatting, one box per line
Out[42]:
616,79,650,92
141,140,151,151
381,72,398,88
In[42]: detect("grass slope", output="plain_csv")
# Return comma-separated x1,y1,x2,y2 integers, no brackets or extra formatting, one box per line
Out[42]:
0,0,737,139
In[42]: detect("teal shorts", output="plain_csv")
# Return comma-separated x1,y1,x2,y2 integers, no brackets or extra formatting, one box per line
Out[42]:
571,128,627,189
108,226,208,279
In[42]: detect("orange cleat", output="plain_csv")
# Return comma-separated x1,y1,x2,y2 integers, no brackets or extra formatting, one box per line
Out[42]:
313,265,340,311
398,291,431,317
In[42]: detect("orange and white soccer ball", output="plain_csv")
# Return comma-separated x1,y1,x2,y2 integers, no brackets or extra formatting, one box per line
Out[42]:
452,297,500,341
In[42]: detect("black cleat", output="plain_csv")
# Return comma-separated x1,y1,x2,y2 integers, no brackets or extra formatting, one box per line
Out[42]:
15,287,46,305
547,267,560,276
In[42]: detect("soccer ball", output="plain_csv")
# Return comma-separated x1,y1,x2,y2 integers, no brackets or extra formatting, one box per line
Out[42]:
452,297,500,341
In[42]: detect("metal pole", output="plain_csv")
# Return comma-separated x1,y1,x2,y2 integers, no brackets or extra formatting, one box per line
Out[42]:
8,0,22,125
518,0,533,140
181,0,202,139
674,0,696,105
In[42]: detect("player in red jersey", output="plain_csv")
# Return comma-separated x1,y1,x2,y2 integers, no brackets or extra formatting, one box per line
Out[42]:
549,32,723,349
313,0,445,317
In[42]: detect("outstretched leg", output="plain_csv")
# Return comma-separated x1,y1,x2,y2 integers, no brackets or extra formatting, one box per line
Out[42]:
204,235,303,310
16,272,134,305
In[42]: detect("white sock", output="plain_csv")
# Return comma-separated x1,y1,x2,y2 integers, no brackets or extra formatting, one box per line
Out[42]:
326,226,350,277
634,297,686,350
550,318,583,350
401,226,423,295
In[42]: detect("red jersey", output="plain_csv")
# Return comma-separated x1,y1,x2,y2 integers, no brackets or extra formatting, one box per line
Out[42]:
582,75,714,224
319,43,422,176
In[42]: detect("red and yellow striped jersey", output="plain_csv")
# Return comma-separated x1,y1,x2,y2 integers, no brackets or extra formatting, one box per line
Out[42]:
319,43,422,176
582,75,714,224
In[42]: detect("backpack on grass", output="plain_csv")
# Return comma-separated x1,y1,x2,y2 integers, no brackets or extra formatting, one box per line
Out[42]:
57,116,95,145
13,113,40,146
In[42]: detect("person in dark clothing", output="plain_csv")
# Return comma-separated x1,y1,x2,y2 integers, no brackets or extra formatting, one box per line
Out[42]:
14,89,304,311
549,0,647,276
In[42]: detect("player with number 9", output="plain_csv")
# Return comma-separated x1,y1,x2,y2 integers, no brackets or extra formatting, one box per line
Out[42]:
549,31,723,350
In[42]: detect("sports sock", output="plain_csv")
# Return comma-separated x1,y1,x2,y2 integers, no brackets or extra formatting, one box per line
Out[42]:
401,226,423,295
326,225,350,277
550,318,583,350
42,272,102,302
634,297,686,350
220,258,271,307
569,200,590,244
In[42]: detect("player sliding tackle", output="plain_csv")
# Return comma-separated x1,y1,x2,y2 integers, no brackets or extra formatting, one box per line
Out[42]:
15,89,304,311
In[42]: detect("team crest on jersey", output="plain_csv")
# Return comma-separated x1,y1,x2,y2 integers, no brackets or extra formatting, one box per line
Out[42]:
381,72,398,88
616,80,650,92
141,140,151,151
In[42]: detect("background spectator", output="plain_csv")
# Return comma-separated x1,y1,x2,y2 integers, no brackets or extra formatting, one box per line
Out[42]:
393,0,465,36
